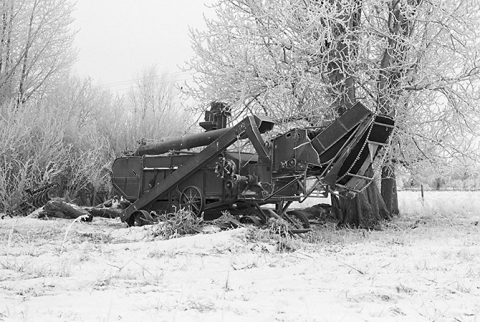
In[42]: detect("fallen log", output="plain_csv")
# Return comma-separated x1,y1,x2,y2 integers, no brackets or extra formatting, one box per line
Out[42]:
27,198,124,221
82,207,123,219
27,198,91,220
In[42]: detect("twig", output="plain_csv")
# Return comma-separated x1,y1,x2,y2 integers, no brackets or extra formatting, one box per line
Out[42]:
294,251,314,259
335,258,365,275
231,263,256,271
6,219,18,257
60,216,85,253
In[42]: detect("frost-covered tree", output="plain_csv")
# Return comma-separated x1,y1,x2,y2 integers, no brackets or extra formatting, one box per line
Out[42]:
183,0,480,225
126,66,191,149
0,0,76,104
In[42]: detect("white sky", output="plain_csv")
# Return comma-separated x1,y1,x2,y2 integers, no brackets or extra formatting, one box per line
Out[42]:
72,0,214,93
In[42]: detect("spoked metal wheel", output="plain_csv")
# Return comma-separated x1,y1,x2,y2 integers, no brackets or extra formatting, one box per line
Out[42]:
180,186,205,216
284,210,310,229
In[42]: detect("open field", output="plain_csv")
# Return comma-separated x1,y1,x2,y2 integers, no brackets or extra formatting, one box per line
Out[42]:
1,191,479,322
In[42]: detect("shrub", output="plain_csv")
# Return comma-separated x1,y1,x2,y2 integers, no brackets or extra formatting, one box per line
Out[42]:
0,73,190,213
151,210,203,239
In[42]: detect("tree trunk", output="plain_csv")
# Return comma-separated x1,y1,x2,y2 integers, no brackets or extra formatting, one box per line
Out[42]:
374,1,421,219
381,165,399,215
323,0,396,228
332,168,390,228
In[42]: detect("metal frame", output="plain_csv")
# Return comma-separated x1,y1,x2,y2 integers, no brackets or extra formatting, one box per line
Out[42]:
113,102,395,226
120,115,274,221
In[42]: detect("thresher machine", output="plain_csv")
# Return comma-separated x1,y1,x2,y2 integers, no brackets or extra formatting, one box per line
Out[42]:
112,102,394,229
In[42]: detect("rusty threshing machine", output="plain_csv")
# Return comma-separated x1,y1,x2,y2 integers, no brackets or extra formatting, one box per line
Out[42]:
112,102,394,229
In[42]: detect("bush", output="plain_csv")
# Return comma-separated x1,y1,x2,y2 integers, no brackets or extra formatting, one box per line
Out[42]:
151,210,203,239
0,72,191,213
0,100,111,212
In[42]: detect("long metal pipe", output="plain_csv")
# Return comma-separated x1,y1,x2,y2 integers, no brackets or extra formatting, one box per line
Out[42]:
134,114,275,156
134,127,231,156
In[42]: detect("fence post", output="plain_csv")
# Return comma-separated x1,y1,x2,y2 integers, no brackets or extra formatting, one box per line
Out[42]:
420,184,424,204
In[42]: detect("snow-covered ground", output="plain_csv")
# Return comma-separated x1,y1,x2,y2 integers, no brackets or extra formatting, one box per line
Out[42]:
0,191,479,322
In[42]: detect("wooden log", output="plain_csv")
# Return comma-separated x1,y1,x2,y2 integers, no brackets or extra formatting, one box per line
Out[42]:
27,198,91,220
27,198,123,221
82,207,123,219
47,199,91,218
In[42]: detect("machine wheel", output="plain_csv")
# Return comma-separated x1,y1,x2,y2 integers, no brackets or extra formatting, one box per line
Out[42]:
284,210,310,229
180,186,205,217
128,210,154,227
239,215,262,226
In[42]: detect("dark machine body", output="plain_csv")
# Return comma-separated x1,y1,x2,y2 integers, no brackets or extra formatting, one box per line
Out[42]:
112,102,394,227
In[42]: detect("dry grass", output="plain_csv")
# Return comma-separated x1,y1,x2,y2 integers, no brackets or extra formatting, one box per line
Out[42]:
151,210,204,239
0,191,479,321
398,190,480,220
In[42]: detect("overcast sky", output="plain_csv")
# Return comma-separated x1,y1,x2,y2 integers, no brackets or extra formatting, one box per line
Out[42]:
72,0,214,93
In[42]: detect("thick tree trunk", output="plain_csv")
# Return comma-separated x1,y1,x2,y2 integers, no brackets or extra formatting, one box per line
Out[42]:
323,0,398,228
332,168,390,228
381,165,399,215
373,1,420,219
